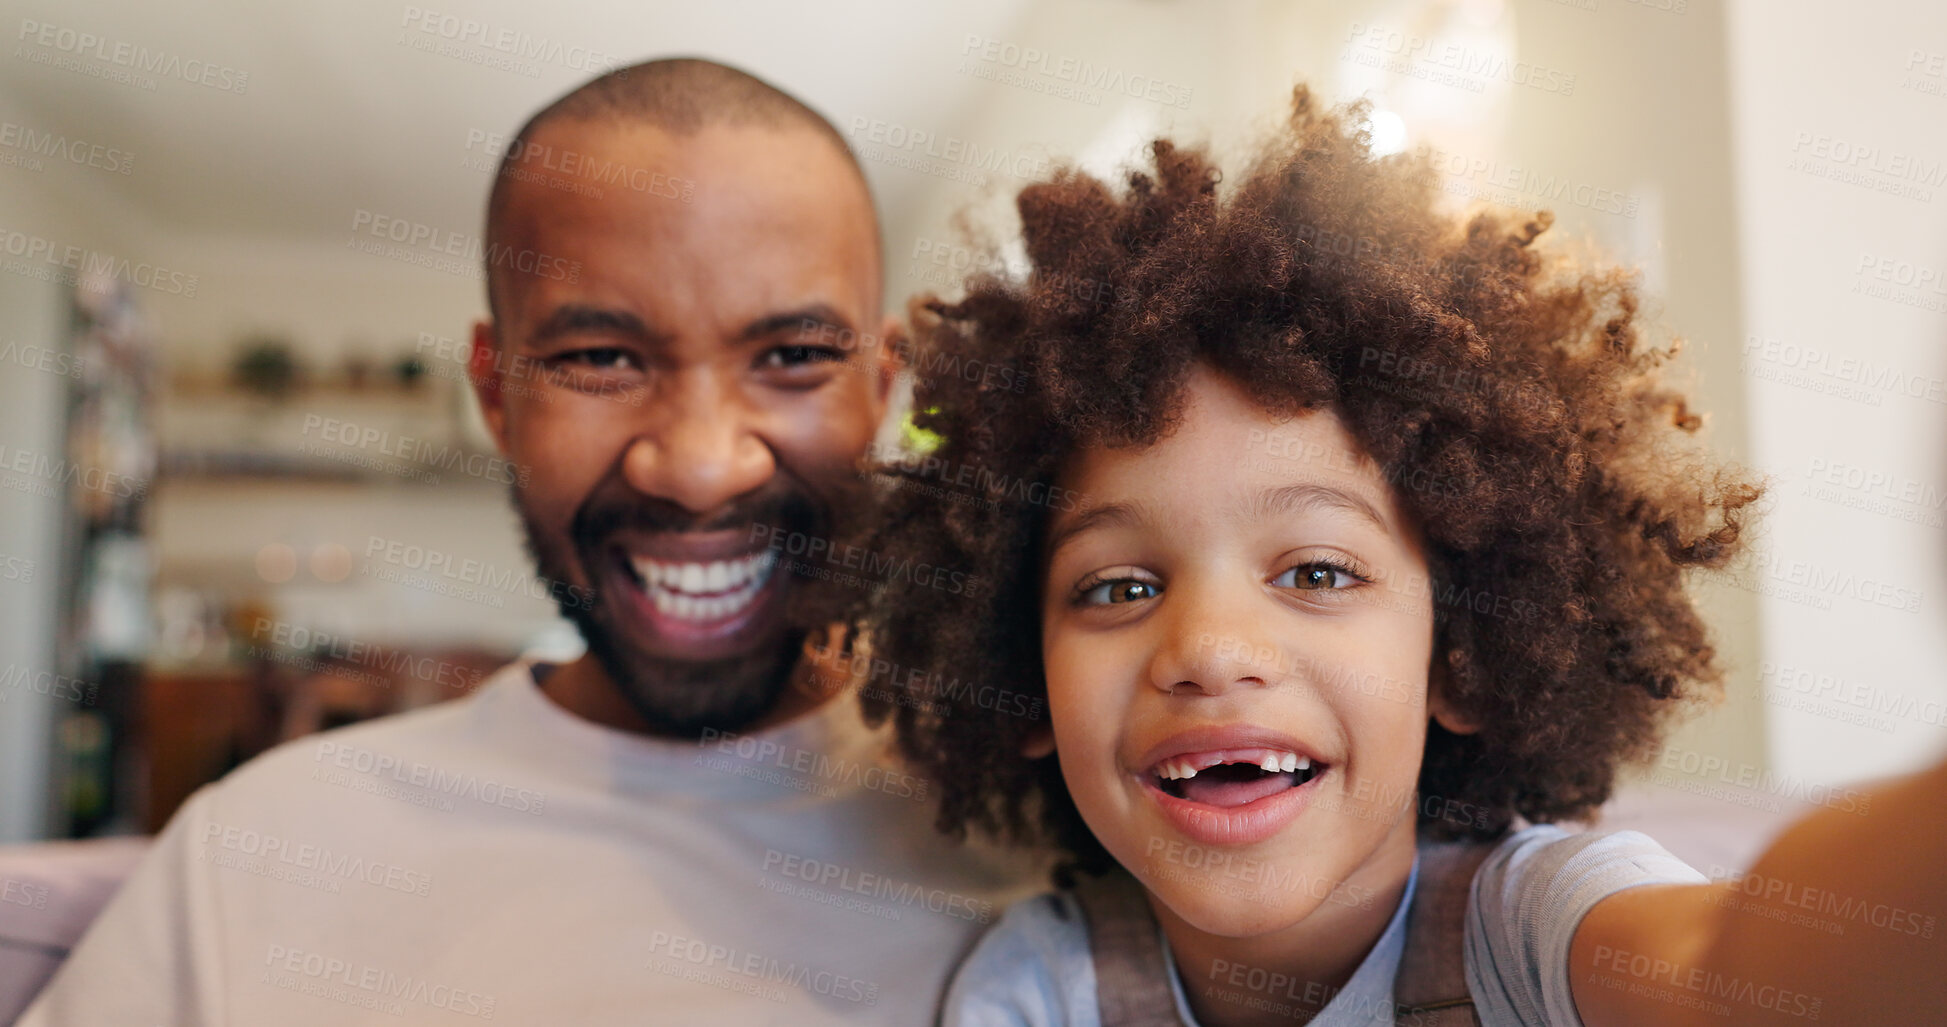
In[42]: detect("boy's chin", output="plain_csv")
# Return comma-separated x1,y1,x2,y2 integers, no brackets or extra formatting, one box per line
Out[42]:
1137,870,1333,938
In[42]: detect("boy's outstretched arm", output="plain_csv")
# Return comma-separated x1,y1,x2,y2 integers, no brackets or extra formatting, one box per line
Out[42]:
1568,755,1947,1026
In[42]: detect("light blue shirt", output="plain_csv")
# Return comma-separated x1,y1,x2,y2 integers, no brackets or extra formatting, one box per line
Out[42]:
944,826,1706,1026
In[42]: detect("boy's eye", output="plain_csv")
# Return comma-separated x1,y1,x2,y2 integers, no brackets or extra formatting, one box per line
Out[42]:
1273,562,1361,591
1078,578,1160,606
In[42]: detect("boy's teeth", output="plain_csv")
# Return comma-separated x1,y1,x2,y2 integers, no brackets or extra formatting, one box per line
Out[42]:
1155,748,1312,781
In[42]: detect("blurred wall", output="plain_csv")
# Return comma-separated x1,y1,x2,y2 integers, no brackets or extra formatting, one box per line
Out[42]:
0,90,157,841
1728,0,1947,784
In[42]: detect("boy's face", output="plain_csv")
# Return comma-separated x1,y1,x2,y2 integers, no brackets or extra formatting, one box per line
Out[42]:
1040,365,1441,937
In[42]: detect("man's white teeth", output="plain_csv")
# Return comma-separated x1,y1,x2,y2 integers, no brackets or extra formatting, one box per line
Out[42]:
632,550,776,593
1159,759,1198,781
630,550,779,621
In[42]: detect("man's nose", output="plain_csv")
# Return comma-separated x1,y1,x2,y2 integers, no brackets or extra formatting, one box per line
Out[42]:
620,371,776,516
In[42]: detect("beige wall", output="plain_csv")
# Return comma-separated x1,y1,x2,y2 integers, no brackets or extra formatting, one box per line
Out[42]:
1728,0,1947,784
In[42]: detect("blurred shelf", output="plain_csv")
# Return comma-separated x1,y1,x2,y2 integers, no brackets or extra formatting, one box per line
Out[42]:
157,447,507,486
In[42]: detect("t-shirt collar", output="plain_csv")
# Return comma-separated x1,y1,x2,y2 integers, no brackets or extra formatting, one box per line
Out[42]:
475,659,892,798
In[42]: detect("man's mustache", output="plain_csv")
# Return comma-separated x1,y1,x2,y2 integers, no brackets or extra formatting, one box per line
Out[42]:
569,480,824,545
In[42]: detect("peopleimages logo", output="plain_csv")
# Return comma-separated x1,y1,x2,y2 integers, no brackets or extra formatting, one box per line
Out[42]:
362,535,594,612
347,208,580,284
1343,23,1576,96
957,35,1194,109
300,414,530,487
312,740,546,815
0,121,133,174
14,18,250,93
0,228,198,296
0,444,147,499
845,117,1053,184
398,6,622,75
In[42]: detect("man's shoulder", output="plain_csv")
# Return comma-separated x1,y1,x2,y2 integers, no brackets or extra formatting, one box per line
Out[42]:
195,664,525,814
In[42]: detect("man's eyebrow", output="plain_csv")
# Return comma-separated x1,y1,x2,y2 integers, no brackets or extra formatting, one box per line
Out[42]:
528,305,657,346
738,303,853,343
1045,500,1146,562
1255,483,1392,534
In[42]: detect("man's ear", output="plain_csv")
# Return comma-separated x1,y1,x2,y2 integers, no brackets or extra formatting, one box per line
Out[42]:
1428,651,1481,736
469,319,511,454
795,623,858,703
871,313,906,409
1023,725,1056,760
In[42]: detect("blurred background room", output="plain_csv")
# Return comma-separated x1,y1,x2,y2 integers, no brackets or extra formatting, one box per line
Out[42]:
0,0,1942,921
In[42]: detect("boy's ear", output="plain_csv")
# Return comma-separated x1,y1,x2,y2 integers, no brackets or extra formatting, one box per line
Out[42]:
1023,725,1056,760
1428,652,1481,736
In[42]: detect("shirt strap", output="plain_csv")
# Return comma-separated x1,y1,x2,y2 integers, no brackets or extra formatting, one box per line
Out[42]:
1394,839,1498,1026
1073,869,1188,1027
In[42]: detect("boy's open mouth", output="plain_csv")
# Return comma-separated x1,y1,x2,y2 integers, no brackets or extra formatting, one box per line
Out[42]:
1148,747,1324,808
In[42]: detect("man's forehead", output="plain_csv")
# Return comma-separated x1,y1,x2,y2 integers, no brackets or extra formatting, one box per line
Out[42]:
492,118,883,320
513,117,868,205
502,120,876,250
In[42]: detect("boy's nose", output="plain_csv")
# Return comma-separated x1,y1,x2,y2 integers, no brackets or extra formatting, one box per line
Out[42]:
1145,598,1281,697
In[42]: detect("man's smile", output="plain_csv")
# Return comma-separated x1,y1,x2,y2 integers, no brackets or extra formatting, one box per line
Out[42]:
624,548,780,621
599,529,792,658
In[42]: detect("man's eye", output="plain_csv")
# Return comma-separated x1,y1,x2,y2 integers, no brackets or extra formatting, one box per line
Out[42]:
555,348,638,371
1273,562,1361,591
1078,579,1161,606
759,345,845,369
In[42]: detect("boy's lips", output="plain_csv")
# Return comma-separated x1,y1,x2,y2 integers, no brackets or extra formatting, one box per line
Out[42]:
1131,725,1330,848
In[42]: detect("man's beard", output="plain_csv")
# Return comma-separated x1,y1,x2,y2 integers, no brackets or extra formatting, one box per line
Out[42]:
512,467,855,738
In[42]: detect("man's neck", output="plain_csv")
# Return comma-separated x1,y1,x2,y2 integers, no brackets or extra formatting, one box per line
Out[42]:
537,652,834,737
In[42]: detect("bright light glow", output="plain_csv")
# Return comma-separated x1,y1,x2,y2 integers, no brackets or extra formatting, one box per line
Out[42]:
1368,110,1408,157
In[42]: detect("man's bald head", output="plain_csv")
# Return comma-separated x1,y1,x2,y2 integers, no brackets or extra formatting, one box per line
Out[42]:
484,57,876,318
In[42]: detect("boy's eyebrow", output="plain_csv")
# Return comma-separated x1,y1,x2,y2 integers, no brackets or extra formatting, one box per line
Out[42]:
1045,500,1146,562
1046,483,1392,559
1255,483,1392,534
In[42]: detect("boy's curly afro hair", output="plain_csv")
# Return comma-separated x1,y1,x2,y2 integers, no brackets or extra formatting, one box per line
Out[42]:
855,86,1763,873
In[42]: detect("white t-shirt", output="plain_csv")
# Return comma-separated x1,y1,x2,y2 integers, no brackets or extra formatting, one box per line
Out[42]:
945,826,1705,1026
21,662,1048,1026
